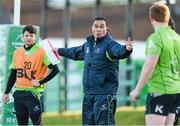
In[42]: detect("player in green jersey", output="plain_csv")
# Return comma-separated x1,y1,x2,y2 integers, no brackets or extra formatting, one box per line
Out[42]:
130,2,180,125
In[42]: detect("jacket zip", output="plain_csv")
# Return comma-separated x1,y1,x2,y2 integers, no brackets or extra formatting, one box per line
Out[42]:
88,41,96,67
86,41,96,92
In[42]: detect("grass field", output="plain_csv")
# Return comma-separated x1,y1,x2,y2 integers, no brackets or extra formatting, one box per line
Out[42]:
42,106,145,125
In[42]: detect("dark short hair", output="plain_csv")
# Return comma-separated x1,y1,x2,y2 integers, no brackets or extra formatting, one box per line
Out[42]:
22,24,36,34
92,16,108,25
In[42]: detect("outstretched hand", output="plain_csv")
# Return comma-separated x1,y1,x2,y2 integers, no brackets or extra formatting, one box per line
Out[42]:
126,37,133,51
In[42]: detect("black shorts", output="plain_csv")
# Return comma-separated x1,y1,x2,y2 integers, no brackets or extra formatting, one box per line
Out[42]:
13,91,42,115
175,93,180,117
145,93,180,116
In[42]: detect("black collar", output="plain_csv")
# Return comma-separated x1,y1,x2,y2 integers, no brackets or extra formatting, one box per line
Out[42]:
23,43,35,50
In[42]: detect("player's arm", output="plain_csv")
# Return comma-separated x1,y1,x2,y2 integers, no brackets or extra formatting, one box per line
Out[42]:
39,64,59,84
57,43,86,60
2,69,16,104
4,69,16,94
130,55,159,101
107,37,133,60
32,49,60,86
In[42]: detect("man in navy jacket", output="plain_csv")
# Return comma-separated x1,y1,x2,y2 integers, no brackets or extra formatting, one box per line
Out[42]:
56,17,133,125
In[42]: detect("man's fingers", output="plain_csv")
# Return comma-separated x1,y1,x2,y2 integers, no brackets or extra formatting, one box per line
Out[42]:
131,97,137,101
2,97,9,104
127,37,133,46
130,91,137,101
128,36,133,42
128,37,131,41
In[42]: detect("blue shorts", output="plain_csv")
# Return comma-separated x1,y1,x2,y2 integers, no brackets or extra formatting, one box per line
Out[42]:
82,94,117,125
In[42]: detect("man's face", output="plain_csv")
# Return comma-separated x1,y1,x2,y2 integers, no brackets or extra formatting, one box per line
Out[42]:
92,20,108,40
23,31,36,47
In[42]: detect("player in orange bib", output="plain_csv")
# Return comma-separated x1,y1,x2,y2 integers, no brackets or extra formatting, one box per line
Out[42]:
2,25,59,125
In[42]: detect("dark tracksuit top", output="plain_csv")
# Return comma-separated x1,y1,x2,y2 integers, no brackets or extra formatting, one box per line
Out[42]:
58,33,132,95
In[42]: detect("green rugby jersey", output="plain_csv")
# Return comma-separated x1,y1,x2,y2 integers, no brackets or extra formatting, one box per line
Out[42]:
146,26,180,94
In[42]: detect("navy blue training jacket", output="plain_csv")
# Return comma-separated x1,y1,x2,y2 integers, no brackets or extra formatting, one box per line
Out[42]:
58,33,132,95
